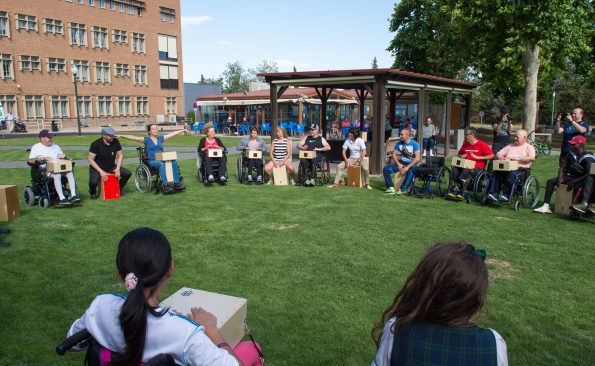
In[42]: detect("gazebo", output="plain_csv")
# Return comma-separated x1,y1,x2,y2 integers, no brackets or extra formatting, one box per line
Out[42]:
258,68,478,174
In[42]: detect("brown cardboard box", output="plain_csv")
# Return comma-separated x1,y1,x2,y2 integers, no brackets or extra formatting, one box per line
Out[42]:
347,165,363,187
590,163,595,175
555,184,574,215
361,131,368,142
155,151,177,161
451,157,476,169
272,166,288,185
299,150,316,159
0,185,20,221
493,160,518,171
207,149,223,158
245,150,262,159
47,159,72,173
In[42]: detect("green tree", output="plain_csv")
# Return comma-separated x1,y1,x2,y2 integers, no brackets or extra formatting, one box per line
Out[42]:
199,74,223,86
222,60,250,93
250,60,279,82
293,66,297,72
372,57,378,69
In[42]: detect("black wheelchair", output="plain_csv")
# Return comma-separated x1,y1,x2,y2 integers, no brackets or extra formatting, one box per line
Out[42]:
56,328,176,366
197,152,227,185
297,154,330,186
23,159,78,208
134,147,183,194
445,164,489,203
474,168,540,211
236,151,266,184
409,156,450,198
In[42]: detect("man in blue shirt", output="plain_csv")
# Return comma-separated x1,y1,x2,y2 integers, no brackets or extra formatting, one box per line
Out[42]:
383,129,421,195
556,107,589,165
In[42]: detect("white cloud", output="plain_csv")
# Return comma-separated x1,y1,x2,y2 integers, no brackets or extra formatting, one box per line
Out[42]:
220,41,231,46
181,16,214,28
274,59,312,71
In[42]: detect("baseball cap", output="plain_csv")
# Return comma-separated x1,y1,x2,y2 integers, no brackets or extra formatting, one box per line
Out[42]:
39,129,53,138
500,105,510,114
101,127,116,136
569,135,587,145
310,124,319,130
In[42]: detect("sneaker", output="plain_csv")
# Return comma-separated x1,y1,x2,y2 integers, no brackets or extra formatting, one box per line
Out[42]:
70,195,81,203
290,179,296,185
162,185,175,194
173,183,186,191
447,192,457,199
59,198,71,206
456,192,465,200
256,176,263,184
429,151,434,157
498,194,509,202
487,193,498,201
422,150,427,157
247,175,253,183
533,204,552,214
267,180,273,185
219,176,227,183
384,187,396,195
588,205,595,214
365,184,373,190
208,175,214,182
90,192,98,200
328,183,340,188
395,189,404,196
572,202,589,213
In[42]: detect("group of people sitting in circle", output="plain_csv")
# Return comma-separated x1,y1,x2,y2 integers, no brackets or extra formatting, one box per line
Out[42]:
67,227,508,365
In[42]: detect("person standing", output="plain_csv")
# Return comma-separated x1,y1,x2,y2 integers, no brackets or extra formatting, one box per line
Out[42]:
492,106,513,155
87,127,132,199
556,108,589,165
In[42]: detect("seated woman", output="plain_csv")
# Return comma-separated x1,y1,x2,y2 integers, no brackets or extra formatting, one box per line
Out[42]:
117,124,187,194
329,128,371,189
237,128,268,184
264,126,295,184
341,117,351,129
371,241,508,366
330,119,341,139
68,227,262,366
198,126,228,183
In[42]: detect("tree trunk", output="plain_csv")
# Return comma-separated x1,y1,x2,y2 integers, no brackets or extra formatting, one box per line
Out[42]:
522,42,540,132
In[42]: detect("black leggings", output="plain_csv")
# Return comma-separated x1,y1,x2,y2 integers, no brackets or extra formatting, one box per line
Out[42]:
246,159,263,177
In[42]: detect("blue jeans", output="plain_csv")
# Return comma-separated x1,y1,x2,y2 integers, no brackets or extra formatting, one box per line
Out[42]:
423,138,435,151
148,159,180,184
489,169,526,197
383,162,415,190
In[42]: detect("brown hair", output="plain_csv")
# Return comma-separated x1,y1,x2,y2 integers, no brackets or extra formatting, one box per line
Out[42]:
146,123,157,133
371,241,488,347
276,126,288,139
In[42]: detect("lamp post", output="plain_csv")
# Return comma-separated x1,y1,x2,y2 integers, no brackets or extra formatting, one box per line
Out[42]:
71,65,82,136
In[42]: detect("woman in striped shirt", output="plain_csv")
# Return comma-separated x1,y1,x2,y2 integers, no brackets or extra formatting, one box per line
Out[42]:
264,126,295,184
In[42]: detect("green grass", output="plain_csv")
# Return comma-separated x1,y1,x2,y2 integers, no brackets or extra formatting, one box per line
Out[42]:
0,135,246,148
0,149,137,162
0,154,593,365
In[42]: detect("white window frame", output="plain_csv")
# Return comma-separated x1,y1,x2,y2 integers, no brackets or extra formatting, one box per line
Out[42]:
44,18,64,34
92,26,108,49
0,11,10,38
69,22,87,46
47,57,66,73
19,55,41,71
131,32,145,53
114,63,129,77
78,95,92,117
117,96,131,116
96,96,112,117
16,14,37,31
113,29,127,44
0,54,14,79
99,0,105,8
109,0,115,10
165,97,176,115
24,95,44,119
94,61,110,83
51,95,69,118
0,95,18,118
71,59,89,82
136,96,149,115
133,64,147,85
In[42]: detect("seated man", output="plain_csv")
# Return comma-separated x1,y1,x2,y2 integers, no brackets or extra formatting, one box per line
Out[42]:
296,124,331,186
487,129,536,202
198,125,228,183
88,127,132,199
27,129,80,205
383,128,420,195
534,135,594,214
448,127,494,199
236,128,268,184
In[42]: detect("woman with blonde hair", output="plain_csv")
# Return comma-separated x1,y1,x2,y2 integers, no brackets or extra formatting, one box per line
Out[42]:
264,126,295,184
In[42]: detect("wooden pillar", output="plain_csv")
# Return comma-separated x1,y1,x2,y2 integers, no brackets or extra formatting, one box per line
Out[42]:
445,92,452,156
270,85,278,140
321,90,328,136
298,100,303,124
464,94,472,128
335,104,339,120
198,106,203,122
417,90,427,149
371,77,386,175
388,90,397,124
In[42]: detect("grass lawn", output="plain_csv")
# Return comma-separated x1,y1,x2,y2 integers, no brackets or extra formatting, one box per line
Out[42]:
0,152,593,365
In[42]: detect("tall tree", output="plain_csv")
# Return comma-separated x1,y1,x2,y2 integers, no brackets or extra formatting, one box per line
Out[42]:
372,57,378,69
199,74,222,86
250,60,279,82
222,61,250,93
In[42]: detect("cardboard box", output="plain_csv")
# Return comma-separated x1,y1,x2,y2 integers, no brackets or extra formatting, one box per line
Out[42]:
101,174,120,200
590,163,595,175
493,160,518,172
361,131,368,142
299,150,316,159
155,151,177,161
207,149,223,158
245,150,262,159
47,159,72,173
555,184,574,215
451,157,476,169
272,166,288,186
0,185,20,221
347,165,363,187
161,287,247,347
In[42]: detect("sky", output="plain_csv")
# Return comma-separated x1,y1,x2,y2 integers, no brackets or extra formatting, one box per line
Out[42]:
180,0,397,83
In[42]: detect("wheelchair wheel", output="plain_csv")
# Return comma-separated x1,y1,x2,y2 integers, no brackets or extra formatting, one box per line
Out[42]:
319,158,330,185
135,165,153,193
522,175,540,208
542,144,552,156
515,200,521,211
436,167,450,197
236,156,244,183
39,197,50,209
472,171,489,202
23,186,36,206
297,162,308,186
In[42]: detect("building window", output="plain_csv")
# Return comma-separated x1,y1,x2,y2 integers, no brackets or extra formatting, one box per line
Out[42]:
1,54,13,79
97,96,112,116
119,2,125,12
131,32,145,53
165,97,176,115
78,95,92,117
69,23,87,46
19,55,41,71
99,0,105,8
51,95,69,118
77,0,83,4
1,11,10,37
114,63,129,77
158,34,177,61
47,57,66,73
136,96,149,115
44,18,63,34
129,4,134,15
159,7,175,23
109,0,115,10
94,61,110,83
24,95,44,119
88,0,94,6
72,60,89,82
133,65,147,85
92,26,108,48
16,14,37,31
118,96,131,116
160,64,178,89
113,29,127,43
0,95,17,117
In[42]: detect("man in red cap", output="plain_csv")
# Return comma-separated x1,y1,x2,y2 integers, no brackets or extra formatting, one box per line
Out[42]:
534,135,594,214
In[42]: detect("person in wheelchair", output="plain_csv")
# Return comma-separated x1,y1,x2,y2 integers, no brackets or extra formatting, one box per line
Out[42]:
264,126,295,184
534,135,594,214
383,128,420,195
296,124,331,186
448,128,494,200
236,128,267,184
330,128,371,189
486,129,536,203
67,227,261,366
118,124,187,194
198,126,228,183
27,129,80,205
87,127,132,199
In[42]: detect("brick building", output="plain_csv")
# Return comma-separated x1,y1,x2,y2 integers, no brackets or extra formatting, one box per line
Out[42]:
0,0,183,131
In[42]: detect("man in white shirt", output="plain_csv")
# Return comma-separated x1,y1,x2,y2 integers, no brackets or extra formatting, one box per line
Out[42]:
27,130,80,205
329,128,371,189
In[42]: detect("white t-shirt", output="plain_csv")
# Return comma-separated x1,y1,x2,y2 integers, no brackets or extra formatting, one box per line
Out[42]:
342,137,366,159
69,294,239,366
372,317,508,366
29,142,64,160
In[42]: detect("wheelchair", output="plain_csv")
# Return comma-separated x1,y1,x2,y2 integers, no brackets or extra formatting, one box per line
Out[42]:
236,151,266,184
474,168,540,211
56,328,176,366
568,186,595,219
445,164,488,203
297,154,330,186
23,159,78,208
197,152,227,185
134,147,183,194
409,156,450,198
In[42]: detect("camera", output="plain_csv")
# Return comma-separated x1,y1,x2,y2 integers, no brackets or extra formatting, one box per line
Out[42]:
561,112,569,120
